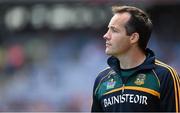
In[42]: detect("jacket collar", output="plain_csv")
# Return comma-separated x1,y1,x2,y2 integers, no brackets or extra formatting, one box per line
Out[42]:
107,48,155,74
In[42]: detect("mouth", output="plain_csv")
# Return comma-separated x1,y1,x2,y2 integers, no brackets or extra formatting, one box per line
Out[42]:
106,42,111,47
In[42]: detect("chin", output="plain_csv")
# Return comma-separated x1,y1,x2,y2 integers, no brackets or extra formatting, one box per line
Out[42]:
105,50,113,55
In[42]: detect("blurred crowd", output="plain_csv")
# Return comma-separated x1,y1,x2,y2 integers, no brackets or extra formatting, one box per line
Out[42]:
0,2,180,112
0,30,108,111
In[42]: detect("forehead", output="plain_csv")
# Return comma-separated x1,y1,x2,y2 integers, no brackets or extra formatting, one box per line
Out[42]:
109,12,131,28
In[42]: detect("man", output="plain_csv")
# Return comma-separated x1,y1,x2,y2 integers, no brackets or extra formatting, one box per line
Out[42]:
91,5,180,112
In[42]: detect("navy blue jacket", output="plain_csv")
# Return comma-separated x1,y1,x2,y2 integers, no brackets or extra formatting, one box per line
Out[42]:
91,49,180,112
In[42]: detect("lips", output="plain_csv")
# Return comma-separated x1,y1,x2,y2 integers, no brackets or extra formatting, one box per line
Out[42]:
106,42,111,47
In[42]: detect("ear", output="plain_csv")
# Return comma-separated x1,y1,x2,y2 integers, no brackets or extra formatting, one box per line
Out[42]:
129,32,139,44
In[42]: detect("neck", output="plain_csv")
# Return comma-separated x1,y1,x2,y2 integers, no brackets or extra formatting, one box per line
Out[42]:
116,48,146,69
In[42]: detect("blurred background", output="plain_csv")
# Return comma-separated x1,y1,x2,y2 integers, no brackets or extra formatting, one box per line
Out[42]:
0,0,179,111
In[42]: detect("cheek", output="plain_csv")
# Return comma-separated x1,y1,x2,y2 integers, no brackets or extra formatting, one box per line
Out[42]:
114,38,130,50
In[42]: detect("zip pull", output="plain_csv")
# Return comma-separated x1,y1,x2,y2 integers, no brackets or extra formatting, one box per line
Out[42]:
122,84,125,93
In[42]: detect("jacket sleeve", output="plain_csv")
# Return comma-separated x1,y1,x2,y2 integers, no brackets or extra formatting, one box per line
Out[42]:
91,93,103,112
160,68,180,112
91,68,111,112
91,76,103,112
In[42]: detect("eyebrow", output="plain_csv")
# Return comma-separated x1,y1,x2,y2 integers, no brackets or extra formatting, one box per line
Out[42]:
108,25,120,31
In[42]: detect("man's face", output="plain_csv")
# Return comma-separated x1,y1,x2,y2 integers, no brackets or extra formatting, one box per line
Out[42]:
103,12,132,56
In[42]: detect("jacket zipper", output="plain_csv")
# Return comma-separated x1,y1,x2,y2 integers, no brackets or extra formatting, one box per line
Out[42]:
120,71,141,94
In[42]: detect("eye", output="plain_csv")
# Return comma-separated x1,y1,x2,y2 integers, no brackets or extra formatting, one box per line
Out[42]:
112,28,118,32
111,27,118,32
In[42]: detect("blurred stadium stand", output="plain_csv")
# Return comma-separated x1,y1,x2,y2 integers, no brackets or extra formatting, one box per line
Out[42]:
0,0,179,111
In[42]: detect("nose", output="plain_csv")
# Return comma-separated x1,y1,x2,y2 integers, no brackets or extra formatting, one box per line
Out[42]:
103,30,110,40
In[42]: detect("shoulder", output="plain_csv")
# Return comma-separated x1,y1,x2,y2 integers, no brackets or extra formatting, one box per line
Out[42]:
154,59,179,87
93,67,112,93
154,60,180,112
94,67,112,84
154,59,178,77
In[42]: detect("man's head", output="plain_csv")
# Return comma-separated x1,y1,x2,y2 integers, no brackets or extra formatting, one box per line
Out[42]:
104,5,152,56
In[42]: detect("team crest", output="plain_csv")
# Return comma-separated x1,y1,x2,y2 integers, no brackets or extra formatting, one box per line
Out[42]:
134,74,146,85
106,79,116,89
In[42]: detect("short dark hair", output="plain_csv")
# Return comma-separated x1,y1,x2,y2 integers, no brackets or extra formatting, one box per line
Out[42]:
112,5,153,52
